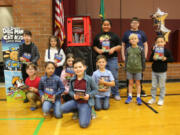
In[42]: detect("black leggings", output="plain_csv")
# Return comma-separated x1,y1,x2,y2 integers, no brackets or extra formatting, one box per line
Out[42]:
21,64,28,82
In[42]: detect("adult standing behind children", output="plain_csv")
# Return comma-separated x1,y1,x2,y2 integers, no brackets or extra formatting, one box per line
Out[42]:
45,36,66,76
93,19,121,101
18,30,40,82
121,17,148,96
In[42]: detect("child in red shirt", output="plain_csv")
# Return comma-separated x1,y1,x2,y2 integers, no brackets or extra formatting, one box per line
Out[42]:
25,63,41,111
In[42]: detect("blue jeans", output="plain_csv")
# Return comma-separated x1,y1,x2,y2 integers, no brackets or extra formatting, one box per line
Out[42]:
106,57,119,96
42,99,62,118
95,96,109,110
61,100,91,128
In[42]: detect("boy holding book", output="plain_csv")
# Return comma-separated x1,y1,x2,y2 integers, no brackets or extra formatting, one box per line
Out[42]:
60,58,98,128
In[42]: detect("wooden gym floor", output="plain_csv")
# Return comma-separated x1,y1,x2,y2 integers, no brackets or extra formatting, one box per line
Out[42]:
0,82,180,135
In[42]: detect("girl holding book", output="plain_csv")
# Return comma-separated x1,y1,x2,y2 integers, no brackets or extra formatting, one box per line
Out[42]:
39,62,65,118
44,36,66,76
60,53,75,102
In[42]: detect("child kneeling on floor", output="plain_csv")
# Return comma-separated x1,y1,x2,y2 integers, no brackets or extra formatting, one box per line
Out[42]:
25,63,41,111
60,58,98,128
39,62,65,118
92,55,115,110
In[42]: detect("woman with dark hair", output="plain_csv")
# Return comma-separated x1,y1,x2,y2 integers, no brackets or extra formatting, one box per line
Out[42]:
93,19,121,100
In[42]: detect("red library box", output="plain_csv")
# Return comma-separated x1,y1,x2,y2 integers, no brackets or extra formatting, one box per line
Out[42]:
67,16,92,46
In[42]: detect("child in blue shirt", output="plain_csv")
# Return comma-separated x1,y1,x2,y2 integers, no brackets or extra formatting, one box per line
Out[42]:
39,62,65,118
92,55,115,110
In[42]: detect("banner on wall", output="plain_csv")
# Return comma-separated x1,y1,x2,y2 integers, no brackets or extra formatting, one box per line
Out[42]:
2,27,26,102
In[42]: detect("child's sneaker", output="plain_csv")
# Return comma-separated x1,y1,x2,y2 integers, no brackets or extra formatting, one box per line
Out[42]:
136,97,142,105
114,95,121,101
72,112,78,120
148,99,156,104
125,96,132,104
91,108,96,119
30,107,37,111
43,112,50,119
157,99,164,106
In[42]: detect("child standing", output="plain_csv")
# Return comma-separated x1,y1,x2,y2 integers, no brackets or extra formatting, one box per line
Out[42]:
148,35,173,106
125,33,145,105
60,53,75,102
39,62,65,118
92,55,115,110
45,36,66,76
25,63,41,111
18,30,40,82
60,58,98,128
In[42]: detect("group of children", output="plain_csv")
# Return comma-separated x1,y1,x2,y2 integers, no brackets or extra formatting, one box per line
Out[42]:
124,33,173,105
19,17,173,128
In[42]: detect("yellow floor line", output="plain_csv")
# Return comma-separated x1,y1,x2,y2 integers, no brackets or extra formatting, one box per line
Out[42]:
54,119,62,135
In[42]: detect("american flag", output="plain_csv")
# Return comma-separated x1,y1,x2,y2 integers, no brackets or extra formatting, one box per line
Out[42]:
54,0,65,45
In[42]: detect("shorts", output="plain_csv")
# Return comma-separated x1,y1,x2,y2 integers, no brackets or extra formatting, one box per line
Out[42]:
126,72,142,80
